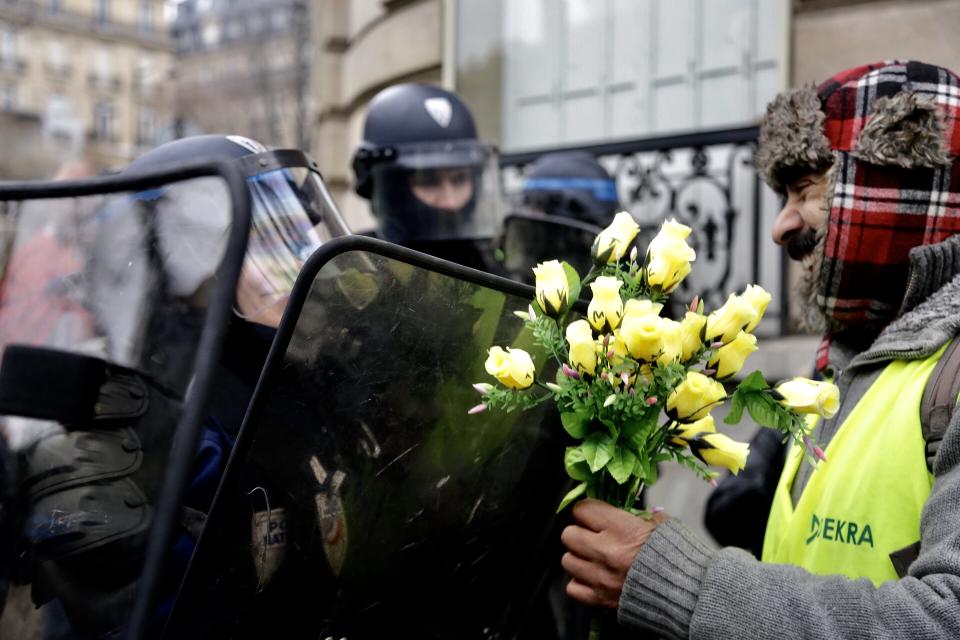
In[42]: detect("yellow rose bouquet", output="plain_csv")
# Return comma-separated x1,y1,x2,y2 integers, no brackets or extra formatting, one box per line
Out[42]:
470,212,838,513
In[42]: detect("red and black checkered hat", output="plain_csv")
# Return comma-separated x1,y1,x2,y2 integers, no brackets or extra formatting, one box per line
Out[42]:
757,60,960,335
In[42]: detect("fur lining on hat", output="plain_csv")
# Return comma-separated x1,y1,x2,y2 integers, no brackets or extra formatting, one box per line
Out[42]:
755,85,834,193
802,163,847,335
852,91,952,168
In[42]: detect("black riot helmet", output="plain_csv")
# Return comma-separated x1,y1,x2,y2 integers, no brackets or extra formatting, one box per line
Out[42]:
521,151,620,227
126,134,349,327
352,84,503,249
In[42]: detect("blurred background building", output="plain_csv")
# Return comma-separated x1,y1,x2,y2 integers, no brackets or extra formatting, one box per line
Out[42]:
171,0,312,149
0,0,173,177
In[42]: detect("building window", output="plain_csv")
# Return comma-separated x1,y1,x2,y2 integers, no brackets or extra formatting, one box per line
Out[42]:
135,55,155,92
138,106,156,145
1,83,15,111
0,25,17,66
456,0,789,150
271,8,290,31
224,19,243,41
48,38,66,72
95,45,111,82
139,0,154,33
248,13,264,36
202,22,220,47
96,0,110,24
94,101,114,141
46,93,79,141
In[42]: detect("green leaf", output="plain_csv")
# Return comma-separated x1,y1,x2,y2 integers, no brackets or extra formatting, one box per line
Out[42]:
562,261,582,307
561,408,592,439
634,454,658,485
599,416,620,439
724,390,746,425
737,370,769,392
607,448,638,484
583,432,615,472
744,393,784,430
646,461,659,485
564,446,593,481
557,481,588,512
621,409,658,453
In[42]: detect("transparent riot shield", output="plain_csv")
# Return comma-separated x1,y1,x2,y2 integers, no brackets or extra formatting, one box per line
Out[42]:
500,212,603,285
0,163,251,639
168,236,571,639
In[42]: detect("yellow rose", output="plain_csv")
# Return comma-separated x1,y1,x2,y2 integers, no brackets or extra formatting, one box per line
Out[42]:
619,313,664,362
605,332,630,366
657,318,683,365
689,432,750,474
704,294,758,345
741,284,772,332
679,311,707,361
667,371,727,421
587,276,625,332
592,211,640,264
670,414,716,446
775,378,840,419
566,319,598,376
484,346,536,389
532,260,569,317
622,298,663,323
645,219,696,293
708,331,758,379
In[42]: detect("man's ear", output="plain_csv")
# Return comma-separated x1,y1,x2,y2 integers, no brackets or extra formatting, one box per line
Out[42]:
854,91,952,168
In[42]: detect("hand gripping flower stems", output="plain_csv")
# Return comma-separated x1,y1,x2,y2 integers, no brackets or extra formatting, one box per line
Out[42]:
472,212,839,517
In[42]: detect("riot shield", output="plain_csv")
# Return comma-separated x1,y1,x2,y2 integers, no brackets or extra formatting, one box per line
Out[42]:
500,212,602,285
0,163,251,639
168,235,572,639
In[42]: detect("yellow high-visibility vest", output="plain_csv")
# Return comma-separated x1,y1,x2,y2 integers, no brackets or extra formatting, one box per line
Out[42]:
762,346,945,586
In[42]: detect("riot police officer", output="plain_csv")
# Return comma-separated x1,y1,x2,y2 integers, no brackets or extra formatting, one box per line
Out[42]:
498,151,622,285
520,151,620,228
352,83,505,272
0,134,346,638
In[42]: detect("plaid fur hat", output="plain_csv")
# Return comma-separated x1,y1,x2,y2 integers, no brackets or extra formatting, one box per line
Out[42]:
757,60,960,335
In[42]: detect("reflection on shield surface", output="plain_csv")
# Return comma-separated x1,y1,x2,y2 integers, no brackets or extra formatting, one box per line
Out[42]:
169,237,570,639
0,166,249,639
501,212,602,285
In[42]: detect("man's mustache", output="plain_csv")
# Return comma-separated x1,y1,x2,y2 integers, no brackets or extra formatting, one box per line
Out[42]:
787,229,818,261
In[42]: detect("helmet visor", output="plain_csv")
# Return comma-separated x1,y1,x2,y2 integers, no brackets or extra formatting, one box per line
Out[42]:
370,144,503,244
235,156,350,325
390,139,493,170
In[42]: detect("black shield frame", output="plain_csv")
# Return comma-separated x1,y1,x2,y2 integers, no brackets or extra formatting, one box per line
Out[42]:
0,160,251,640
167,234,579,639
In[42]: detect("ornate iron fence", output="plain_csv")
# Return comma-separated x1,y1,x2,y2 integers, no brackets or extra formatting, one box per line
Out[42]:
500,126,790,336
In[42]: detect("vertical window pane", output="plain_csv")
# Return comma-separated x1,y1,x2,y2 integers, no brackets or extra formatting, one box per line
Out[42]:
96,0,110,24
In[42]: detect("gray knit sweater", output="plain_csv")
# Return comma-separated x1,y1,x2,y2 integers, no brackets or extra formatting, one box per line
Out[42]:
618,236,960,639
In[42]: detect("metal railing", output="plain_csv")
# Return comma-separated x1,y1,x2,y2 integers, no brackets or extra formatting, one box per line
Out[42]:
500,126,790,336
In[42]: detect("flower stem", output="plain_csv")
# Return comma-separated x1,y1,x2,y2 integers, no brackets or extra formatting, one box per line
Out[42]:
589,613,603,640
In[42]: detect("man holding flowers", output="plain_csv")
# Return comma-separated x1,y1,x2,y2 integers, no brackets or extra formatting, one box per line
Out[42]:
557,61,960,639
477,166,836,636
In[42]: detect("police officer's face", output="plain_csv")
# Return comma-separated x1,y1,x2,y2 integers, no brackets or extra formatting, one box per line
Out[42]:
773,170,829,262
409,167,474,213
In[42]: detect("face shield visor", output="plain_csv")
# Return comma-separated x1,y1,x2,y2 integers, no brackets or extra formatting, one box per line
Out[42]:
369,140,503,245
234,151,349,324
129,150,348,328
